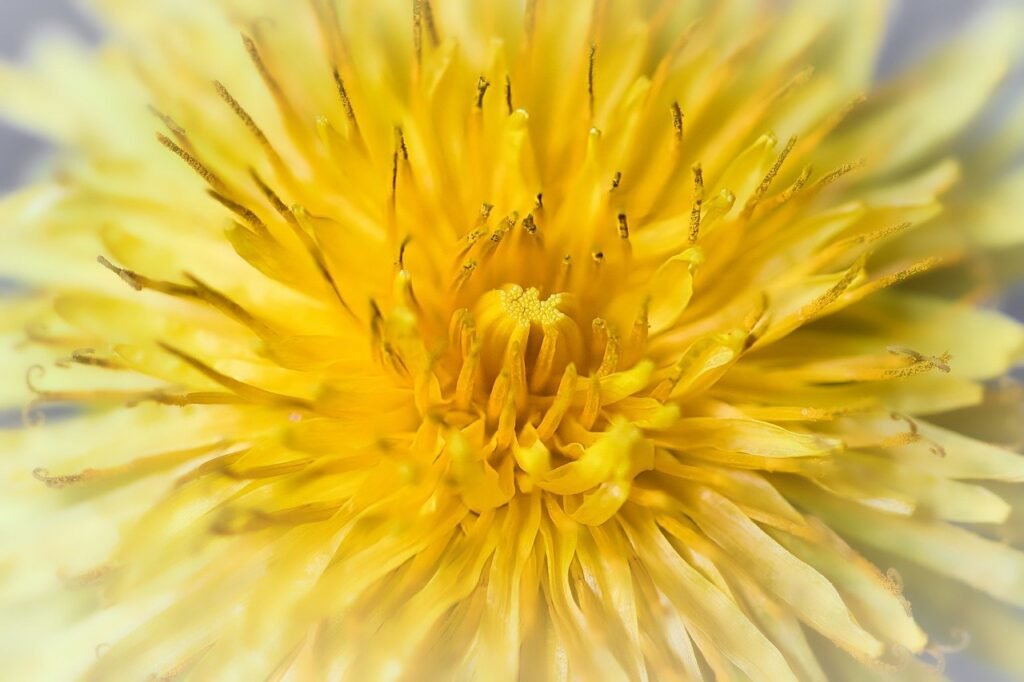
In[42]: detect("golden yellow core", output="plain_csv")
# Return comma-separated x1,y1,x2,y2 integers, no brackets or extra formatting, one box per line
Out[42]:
499,285,564,327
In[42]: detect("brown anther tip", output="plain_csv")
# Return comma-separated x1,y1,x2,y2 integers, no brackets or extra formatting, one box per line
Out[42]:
610,171,622,191
394,126,409,161
617,213,629,240
671,101,683,143
535,193,544,210
476,76,491,109
523,214,538,234
398,235,412,268
504,74,514,115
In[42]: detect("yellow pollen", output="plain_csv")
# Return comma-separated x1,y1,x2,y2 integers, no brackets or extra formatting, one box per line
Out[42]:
499,285,564,327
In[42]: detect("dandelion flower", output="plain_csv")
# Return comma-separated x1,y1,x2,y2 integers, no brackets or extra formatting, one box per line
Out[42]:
3,0,1024,679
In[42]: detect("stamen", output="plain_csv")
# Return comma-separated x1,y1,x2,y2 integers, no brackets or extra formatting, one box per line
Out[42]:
33,441,226,489
886,346,952,375
160,342,310,408
398,235,412,269
241,34,291,114
455,260,478,289
58,563,116,588
856,257,944,299
743,135,797,217
848,221,913,247
208,190,270,236
148,106,190,150
523,214,538,234
525,0,539,38
671,101,683,145
184,272,278,338
391,150,399,206
412,0,424,63
422,0,440,46
689,165,704,244
332,68,361,136
617,213,630,240
250,170,299,227
811,160,864,192
588,44,597,116
33,467,84,489
890,412,920,437
65,349,123,370
610,171,622,191
476,76,491,109
395,126,410,161
213,80,282,166
798,258,864,320
505,74,514,115
97,256,193,297
289,206,355,317
479,202,495,225
555,254,572,291
155,133,224,190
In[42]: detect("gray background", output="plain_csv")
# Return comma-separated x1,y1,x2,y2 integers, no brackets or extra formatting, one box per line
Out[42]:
0,1,1020,681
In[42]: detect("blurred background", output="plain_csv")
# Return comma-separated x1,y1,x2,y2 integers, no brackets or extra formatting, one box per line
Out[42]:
0,1,1020,681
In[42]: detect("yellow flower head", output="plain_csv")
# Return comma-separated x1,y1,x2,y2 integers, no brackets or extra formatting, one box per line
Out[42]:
2,0,1024,679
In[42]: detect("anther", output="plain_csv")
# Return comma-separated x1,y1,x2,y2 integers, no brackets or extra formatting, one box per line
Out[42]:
213,80,279,162
505,74,514,115
148,107,190,149
812,160,864,191
421,0,440,47
398,235,412,268
606,169,622,191
744,135,797,217
689,165,704,244
208,190,269,236
332,68,360,135
617,213,630,240
476,76,491,109
395,126,409,161
33,467,85,489
412,0,424,63
97,256,142,291
155,133,224,190
478,202,495,225
671,101,683,144
588,44,597,116
523,214,538,234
